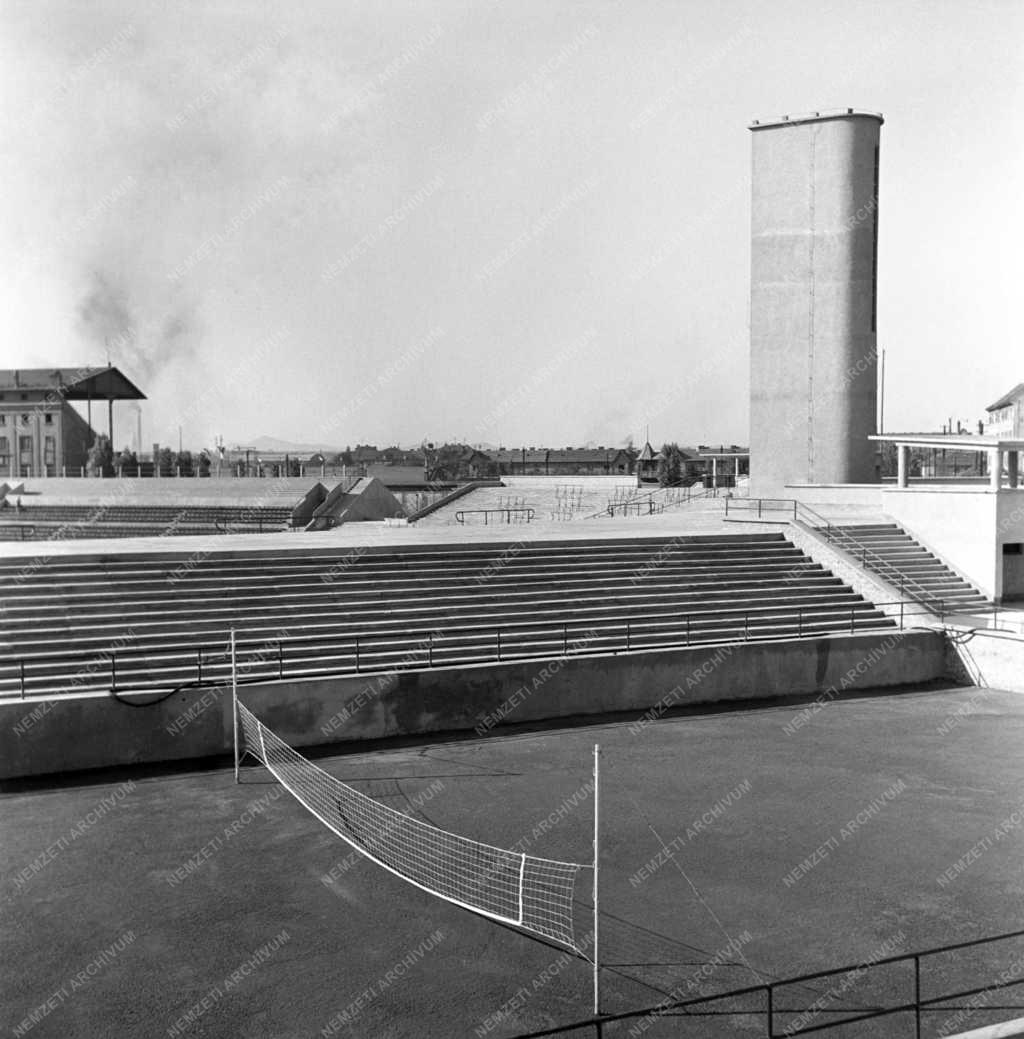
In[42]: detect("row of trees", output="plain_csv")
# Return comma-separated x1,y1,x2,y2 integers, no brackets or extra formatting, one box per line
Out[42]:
86,436,212,477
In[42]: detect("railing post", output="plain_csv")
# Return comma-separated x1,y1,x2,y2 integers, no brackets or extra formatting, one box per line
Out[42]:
355,635,360,673
798,609,802,638
111,651,117,692
278,641,284,679
429,632,434,667
851,605,856,634
564,624,568,655
767,983,773,1038
626,619,630,652
20,660,25,700
758,499,762,519
197,648,202,685
744,613,749,640
686,616,690,646
496,630,501,662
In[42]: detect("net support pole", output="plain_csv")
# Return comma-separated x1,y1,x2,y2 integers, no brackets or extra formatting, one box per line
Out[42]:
231,629,239,783
593,742,601,1017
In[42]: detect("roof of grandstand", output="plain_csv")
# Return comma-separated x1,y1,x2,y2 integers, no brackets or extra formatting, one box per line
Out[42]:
0,365,146,400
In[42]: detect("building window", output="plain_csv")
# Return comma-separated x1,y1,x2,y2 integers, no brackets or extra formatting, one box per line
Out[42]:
0,414,5,425
44,436,56,465
44,413,53,424
21,414,29,425
19,393,28,401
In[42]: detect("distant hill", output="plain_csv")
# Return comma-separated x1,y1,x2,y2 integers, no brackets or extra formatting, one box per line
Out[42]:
241,436,343,454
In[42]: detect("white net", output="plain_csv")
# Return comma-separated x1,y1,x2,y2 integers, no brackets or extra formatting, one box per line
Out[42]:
237,702,587,951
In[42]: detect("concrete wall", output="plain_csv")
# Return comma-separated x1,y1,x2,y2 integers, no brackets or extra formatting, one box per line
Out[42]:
14,475,321,508
0,631,945,779
750,113,882,496
787,484,885,509
882,488,1001,600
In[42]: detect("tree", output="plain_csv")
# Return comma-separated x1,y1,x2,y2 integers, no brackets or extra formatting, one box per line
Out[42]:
657,443,684,487
118,447,138,474
177,450,194,476
197,450,211,477
158,447,176,476
87,435,114,477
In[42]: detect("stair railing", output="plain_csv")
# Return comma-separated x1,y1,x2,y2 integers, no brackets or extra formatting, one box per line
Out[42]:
792,501,952,615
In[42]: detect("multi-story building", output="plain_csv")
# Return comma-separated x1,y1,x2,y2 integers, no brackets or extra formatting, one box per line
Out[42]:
985,383,1024,439
0,367,145,478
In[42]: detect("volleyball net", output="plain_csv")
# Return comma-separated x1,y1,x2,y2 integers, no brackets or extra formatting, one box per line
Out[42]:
236,701,590,953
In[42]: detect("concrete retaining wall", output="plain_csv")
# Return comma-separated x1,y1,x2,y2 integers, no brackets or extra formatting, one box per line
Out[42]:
0,631,945,780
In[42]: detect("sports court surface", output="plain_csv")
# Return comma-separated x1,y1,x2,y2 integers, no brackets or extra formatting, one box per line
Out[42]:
4,682,1024,1038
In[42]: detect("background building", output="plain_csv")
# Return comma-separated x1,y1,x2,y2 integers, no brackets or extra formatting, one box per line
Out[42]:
749,109,882,495
0,367,145,477
986,383,1024,439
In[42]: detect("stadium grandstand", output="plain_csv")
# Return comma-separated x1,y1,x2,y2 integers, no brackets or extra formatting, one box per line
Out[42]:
5,106,1024,1039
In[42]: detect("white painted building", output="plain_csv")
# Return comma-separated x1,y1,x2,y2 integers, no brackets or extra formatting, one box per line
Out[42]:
985,382,1024,438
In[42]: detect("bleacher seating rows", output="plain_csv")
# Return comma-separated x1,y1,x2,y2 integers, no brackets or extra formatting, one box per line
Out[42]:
0,532,895,696
0,503,293,540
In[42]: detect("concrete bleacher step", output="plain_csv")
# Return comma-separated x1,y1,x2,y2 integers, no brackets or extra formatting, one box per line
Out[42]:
0,531,895,696
0,606,893,695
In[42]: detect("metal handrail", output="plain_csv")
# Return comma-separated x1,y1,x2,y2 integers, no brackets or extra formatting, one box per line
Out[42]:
511,925,1024,1038
792,500,958,615
454,507,535,525
3,598,937,699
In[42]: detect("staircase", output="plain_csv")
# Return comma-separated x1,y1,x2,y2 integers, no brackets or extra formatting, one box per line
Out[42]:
822,523,990,613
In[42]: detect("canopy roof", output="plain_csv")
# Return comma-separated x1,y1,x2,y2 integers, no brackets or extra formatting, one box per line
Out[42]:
0,366,146,401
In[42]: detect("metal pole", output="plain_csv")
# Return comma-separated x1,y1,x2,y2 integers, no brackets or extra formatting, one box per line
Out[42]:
593,743,601,1018
914,954,921,1039
231,629,239,783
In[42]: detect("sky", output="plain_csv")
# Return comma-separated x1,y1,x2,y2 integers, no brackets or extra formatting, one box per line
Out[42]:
1,0,1022,453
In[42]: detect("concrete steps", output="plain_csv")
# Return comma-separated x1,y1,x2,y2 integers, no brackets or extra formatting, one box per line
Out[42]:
0,531,896,696
824,523,990,611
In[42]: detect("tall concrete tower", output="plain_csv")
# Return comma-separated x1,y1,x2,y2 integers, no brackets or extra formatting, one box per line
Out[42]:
748,109,882,496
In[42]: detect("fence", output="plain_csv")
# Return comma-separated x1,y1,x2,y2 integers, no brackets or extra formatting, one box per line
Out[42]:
509,926,1024,1037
